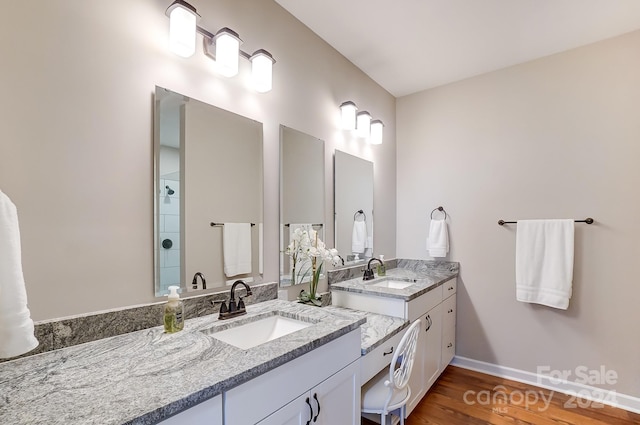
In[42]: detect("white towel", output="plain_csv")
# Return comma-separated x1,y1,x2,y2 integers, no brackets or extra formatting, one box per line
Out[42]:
223,223,252,277
289,224,313,283
352,220,367,254
427,219,449,257
516,219,574,310
0,190,39,358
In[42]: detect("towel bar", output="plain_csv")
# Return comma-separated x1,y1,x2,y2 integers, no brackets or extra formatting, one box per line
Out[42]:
498,218,594,226
283,223,323,227
210,222,256,227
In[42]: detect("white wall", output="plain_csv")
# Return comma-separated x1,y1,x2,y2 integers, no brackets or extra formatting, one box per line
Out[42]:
397,31,640,397
0,0,396,320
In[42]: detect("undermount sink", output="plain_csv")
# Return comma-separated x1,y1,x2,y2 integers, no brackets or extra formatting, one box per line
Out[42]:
203,312,314,350
371,280,415,290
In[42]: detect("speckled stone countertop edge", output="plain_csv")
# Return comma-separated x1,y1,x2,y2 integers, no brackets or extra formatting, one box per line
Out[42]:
0,300,366,425
330,268,458,301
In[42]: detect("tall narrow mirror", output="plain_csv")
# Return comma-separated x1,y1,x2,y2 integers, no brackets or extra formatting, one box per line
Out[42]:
279,125,325,286
334,150,374,264
154,87,263,296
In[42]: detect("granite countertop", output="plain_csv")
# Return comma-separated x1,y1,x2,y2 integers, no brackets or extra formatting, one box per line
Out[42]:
330,263,458,301
322,306,408,355
0,300,365,425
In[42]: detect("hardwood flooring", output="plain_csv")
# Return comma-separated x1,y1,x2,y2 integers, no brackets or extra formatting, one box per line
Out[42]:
363,366,640,425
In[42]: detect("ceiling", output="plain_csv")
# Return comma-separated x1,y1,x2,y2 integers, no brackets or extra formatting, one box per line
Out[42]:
275,0,640,97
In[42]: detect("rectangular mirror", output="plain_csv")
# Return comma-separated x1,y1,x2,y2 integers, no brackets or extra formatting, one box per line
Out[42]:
334,150,374,265
279,125,325,287
154,87,263,296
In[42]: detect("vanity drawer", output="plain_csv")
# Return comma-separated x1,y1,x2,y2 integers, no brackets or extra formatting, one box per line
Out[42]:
443,277,457,299
360,329,406,385
406,285,442,323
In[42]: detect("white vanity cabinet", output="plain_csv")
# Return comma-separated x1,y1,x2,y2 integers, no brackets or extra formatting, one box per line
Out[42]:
257,360,360,425
333,275,457,418
158,394,222,425
225,329,361,425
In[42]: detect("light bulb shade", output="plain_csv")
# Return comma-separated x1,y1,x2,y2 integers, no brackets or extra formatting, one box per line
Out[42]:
356,111,371,138
370,120,384,145
214,28,241,77
340,101,357,131
251,49,275,93
167,0,198,58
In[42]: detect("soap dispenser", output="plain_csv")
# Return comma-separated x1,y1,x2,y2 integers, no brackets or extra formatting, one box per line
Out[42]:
164,286,184,333
377,255,386,277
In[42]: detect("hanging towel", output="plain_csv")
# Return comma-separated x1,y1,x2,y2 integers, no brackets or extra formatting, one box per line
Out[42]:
516,219,574,310
427,219,449,257
223,223,252,277
288,224,313,282
352,220,367,254
0,190,39,358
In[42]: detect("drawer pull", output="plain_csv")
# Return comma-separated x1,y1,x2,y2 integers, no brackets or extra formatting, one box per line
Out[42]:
425,315,432,332
305,397,313,425
383,347,394,356
313,393,321,422
448,309,453,313
447,343,453,348
448,286,454,291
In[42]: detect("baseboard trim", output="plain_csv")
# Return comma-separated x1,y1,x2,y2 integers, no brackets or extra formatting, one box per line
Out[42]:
451,356,640,415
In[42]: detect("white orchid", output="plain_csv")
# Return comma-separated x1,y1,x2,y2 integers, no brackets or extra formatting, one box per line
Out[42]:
285,228,340,306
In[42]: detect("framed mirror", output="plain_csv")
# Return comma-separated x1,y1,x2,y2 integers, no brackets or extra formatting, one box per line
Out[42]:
334,150,374,265
279,125,325,287
154,87,263,296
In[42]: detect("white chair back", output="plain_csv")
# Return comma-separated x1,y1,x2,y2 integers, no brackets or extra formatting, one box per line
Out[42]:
383,319,421,408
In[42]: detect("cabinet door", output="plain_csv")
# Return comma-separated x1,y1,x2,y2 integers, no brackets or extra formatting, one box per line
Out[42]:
257,393,311,425
314,361,361,425
158,395,222,425
406,316,427,416
441,295,456,367
424,303,443,389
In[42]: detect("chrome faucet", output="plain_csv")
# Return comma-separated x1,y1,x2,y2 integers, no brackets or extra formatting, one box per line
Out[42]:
363,258,383,281
218,280,253,320
192,272,206,290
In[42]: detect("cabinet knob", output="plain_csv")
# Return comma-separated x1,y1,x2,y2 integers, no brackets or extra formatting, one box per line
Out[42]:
447,343,453,348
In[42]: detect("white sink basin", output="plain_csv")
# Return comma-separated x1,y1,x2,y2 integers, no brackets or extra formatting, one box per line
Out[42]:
206,312,313,350
371,280,415,290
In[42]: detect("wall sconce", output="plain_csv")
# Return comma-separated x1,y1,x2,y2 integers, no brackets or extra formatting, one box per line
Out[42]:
356,111,372,138
339,101,384,144
340,101,357,131
370,120,384,145
165,0,276,92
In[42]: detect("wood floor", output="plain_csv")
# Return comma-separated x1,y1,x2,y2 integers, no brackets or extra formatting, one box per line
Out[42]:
363,366,640,425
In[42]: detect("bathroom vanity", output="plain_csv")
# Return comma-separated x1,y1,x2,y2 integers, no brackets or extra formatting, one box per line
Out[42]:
330,261,458,415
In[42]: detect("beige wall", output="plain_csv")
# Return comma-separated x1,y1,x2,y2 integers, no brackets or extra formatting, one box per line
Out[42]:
0,0,396,320
397,31,640,397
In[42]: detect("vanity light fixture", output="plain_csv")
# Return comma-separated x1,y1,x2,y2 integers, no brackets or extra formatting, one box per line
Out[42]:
165,0,276,92
340,101,357,131
339,101,383,144
167,0,199,58
370,119,384,145
356,111,372,138
250,50,275,93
